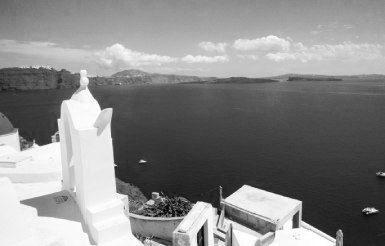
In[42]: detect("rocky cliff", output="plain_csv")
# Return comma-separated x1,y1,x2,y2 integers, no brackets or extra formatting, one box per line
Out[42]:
0,67,283,91
0,67,79,90
0,67,216,90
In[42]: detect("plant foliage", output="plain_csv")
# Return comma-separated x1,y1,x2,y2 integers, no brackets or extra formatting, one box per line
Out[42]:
134,193,193,217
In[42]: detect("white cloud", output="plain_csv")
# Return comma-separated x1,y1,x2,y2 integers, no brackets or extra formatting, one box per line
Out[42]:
233,35,291,52
181,55,229,63
198,41,227,53
343,24,354,29
237,54,259,60
149,66,206,74
96,43,177,68
266,41,384,62
0,39,91,61
265,53,298,62
231,35,384,63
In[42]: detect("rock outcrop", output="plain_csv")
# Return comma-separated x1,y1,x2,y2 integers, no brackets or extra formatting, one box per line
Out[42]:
0,67,79,90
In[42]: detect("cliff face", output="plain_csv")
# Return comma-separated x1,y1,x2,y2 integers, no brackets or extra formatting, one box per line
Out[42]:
0,68,215,90
0,67,78,90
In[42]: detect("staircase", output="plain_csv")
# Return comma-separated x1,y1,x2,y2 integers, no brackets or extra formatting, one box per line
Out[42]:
86,199,142,245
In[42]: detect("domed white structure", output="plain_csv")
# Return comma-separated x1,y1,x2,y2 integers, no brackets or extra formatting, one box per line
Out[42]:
0,112,20,152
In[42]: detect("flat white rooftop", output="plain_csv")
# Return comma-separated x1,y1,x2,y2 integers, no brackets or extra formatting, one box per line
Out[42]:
0,143,61,183
0,144,18,156
223,185,301,223
271,227,334,246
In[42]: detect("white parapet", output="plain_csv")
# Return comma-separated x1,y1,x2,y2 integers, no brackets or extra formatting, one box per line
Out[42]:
173,201,215,246
58,70,142,246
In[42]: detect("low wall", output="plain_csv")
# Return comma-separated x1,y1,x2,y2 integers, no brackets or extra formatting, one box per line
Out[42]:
222,202,276,234
0,129,20,151
260,232,275,246
129,213,184,241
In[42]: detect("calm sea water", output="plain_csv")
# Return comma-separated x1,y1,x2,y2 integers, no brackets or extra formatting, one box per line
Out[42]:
2,80,385,245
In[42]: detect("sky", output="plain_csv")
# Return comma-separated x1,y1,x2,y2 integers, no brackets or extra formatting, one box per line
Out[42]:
1,0,385,77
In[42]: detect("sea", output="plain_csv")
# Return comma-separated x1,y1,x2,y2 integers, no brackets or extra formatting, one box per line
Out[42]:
1,80,385,245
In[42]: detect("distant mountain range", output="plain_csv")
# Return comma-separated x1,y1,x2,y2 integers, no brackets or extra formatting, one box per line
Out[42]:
266,73,385,82
0,67,384,91
110,69,215,84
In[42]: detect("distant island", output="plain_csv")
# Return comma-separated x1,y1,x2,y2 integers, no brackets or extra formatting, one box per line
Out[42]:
181,77,277,84
267,73,385,82
287,76,342,82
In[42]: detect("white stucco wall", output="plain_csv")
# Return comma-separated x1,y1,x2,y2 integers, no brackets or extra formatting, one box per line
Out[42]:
130,213,184,241
0,129,20,151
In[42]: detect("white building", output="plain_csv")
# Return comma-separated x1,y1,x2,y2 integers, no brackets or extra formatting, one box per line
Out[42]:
0,112,21,152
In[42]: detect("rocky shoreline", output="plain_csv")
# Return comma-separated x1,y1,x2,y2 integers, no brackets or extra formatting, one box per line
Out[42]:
116,178,148,209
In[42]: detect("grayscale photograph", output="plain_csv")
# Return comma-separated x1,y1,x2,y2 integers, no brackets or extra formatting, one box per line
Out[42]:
0,1,384,245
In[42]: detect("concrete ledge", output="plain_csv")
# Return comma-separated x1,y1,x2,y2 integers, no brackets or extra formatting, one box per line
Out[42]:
129,213,184,241
301,221,336,243
0,129,20,152
221,201,275,234
173,202,214,246
0,128,18,137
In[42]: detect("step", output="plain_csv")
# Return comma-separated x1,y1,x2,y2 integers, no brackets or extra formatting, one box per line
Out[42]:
91,215,132,244
218,221,229,234
100,235,143,246
87,199,124,224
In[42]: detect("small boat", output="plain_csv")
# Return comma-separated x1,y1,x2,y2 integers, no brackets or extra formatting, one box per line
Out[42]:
362,207,379,215
376,171,385,177
138,159,147,164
